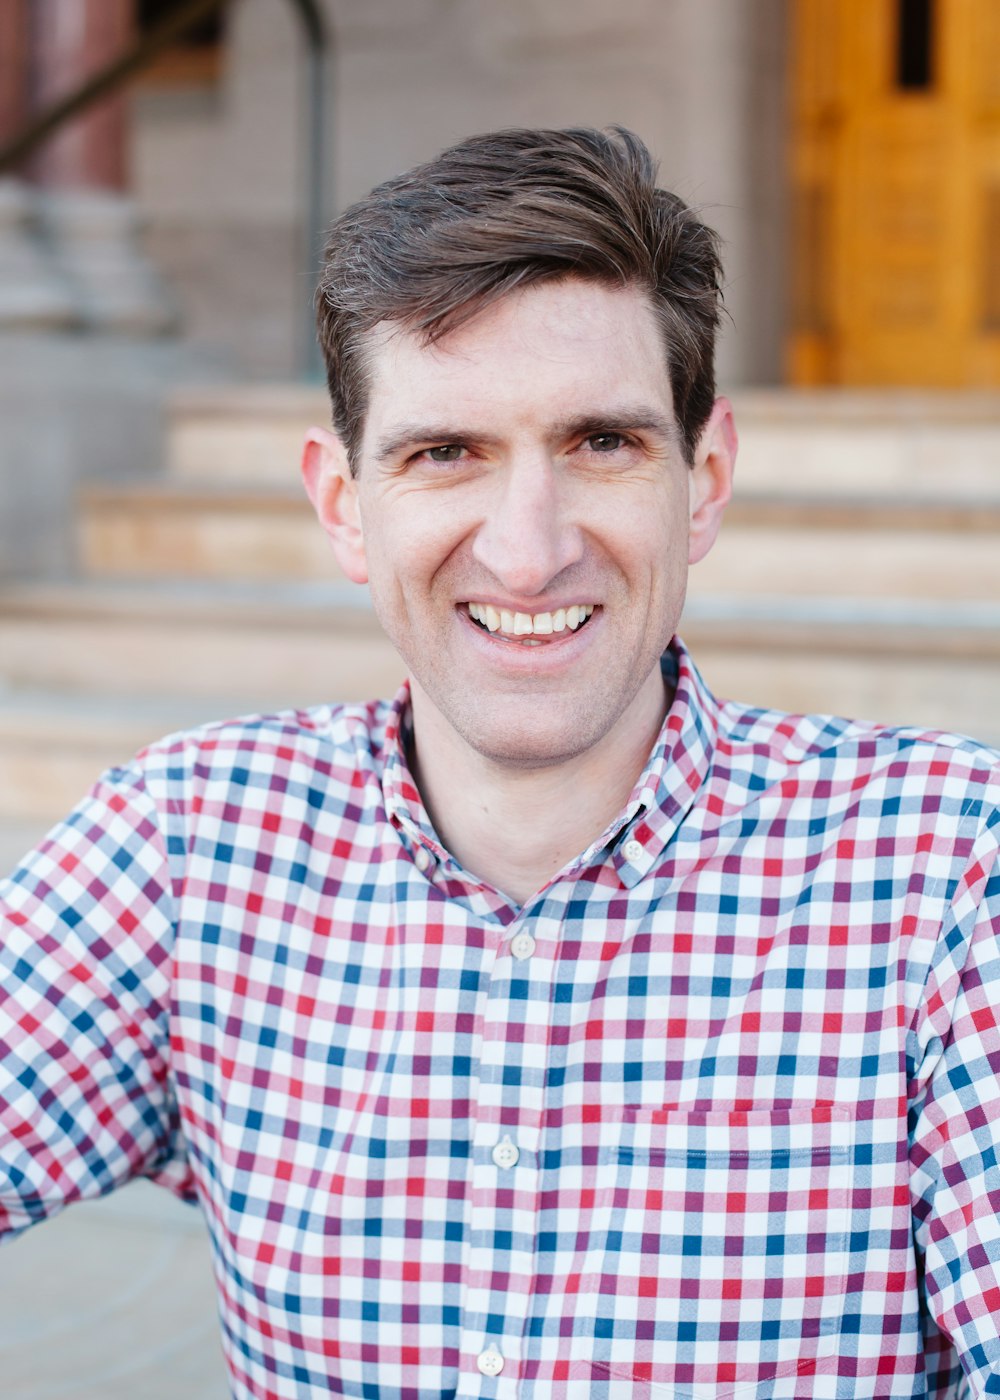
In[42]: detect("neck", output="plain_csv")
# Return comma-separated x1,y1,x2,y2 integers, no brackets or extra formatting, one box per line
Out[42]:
408,670,671,905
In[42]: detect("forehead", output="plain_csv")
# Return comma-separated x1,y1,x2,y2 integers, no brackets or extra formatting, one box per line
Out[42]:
358,278,675,448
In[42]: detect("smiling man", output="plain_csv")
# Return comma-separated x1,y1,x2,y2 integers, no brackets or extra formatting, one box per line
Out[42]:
2,128,1000,1400
303,273,732,901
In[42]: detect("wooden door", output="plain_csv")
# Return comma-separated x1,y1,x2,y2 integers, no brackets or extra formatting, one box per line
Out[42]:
789,0,1000,385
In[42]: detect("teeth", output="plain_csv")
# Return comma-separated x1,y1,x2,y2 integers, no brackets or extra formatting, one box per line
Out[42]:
467,602,594,638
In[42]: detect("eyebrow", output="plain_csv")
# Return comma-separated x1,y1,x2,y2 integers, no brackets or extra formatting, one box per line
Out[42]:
371,406,678,464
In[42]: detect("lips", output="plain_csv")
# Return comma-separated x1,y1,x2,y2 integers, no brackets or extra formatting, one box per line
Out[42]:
465,602,596,640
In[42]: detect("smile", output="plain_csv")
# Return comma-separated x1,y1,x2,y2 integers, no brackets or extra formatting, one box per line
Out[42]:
465,602,596,645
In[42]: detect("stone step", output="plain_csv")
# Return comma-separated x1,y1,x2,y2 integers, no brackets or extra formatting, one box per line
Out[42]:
0,582,405,706
685,595,1000,748
4,582,999,703
732,389,1000,498
166,383,328,483
78,481,343,582
1,587,998,827
79,478,1000,598
0,1177,227,1399
0,694,214,822
691,495,1000,600
162,384,1000,497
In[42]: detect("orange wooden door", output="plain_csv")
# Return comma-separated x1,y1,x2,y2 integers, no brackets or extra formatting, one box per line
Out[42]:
789,0,1000,385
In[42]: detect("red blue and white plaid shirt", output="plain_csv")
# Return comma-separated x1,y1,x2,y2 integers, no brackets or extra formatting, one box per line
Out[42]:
2,641,1000,1399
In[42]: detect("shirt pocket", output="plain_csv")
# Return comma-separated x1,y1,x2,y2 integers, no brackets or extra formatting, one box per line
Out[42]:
588,1102,853,1399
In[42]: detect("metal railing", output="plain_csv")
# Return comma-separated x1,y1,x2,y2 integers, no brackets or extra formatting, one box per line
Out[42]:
0,0,331,375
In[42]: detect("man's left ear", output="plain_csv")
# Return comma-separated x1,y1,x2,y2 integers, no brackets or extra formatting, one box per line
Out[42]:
301,425,368,584
688,396,736,565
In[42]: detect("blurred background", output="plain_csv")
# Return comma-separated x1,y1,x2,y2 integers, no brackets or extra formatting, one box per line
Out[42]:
1,1,999,1394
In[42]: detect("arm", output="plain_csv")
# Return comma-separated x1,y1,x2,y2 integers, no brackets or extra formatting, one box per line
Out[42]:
909,803,1000,1389
0,762,194,1239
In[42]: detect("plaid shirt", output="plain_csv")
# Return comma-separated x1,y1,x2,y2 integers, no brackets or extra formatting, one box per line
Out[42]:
2,641,1000,1400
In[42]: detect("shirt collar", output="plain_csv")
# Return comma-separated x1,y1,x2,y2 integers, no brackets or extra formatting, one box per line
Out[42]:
380,681,445,854
602,636,720,886
379,636,720,886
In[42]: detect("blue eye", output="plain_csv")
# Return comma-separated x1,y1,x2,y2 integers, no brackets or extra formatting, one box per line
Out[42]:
427,444,464,462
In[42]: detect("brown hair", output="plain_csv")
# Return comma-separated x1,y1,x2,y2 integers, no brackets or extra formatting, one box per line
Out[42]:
315,126,724,470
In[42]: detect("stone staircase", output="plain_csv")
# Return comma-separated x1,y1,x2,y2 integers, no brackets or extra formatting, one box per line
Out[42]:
3,385,1000,869
686,391,1000,739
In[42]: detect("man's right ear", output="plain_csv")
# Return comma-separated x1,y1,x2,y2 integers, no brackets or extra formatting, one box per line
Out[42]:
300,426,368,584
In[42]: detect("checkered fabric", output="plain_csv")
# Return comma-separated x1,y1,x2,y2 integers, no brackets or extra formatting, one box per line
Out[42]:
2,641,1000,1399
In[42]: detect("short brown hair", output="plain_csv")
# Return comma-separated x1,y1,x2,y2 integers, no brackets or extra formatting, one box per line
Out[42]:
315,126,723,470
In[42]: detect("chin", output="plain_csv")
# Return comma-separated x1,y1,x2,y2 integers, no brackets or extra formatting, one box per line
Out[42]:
453,709,612,771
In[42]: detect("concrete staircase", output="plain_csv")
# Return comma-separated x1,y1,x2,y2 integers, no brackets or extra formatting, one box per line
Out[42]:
686,391,1000,739
3,385,1000,868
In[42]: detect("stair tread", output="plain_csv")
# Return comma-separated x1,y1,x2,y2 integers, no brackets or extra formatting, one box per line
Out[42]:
167,382,329,419
3,577,999,622
81,480,308,508
0,689,272,742
82,477,1000,515
4,578,1000,634
163,383,1000,426
0,578,378,629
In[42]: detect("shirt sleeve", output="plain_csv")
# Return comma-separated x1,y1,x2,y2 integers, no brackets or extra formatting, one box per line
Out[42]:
0,762,195,1241
909,801,1000,1393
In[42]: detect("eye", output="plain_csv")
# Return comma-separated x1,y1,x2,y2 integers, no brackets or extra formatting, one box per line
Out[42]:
426,444,465,462
585,432,627,453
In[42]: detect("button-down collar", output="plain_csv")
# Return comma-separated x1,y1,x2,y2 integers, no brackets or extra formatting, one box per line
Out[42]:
379,639,719,898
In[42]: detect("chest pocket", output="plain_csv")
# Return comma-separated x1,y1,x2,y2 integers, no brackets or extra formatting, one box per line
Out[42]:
589,1103,853,1399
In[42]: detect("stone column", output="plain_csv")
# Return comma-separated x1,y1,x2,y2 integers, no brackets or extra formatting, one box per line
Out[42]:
28,0,175,333
29,0,132,191
0,0,76,327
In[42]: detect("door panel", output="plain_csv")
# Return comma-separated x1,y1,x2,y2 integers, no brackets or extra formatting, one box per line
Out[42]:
790,0,1000,386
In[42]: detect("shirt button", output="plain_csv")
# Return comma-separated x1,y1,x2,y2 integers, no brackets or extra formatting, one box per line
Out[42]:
622,838,643,863
477,1344,505,1376
414,846,432,872
491,1135,520,1169
510,931,536,960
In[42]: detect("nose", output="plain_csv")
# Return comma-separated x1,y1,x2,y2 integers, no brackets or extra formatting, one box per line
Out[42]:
471,454,584,597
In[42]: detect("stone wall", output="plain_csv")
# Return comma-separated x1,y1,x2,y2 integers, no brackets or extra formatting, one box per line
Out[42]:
131,0,790,386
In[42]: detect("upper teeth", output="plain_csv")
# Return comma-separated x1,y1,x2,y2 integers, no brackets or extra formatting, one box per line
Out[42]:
467,603,595,636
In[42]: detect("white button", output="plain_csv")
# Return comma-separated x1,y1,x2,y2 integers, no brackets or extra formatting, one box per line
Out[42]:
477,1345,505,1376
622,838,643,863
491,1134,520,1169
414,846,432,872
510,931,536,960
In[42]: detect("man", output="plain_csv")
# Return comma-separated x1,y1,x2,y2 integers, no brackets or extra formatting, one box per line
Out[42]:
2,127,999,1399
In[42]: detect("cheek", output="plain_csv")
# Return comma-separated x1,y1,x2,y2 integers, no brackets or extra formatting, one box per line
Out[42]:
360,500,468,602
603,493,688,573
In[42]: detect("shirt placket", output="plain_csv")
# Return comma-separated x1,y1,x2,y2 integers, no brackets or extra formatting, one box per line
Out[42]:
457,907,559,1397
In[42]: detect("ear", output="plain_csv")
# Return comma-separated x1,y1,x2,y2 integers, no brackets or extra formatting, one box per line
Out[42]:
301,426,368,584
688,396,736,566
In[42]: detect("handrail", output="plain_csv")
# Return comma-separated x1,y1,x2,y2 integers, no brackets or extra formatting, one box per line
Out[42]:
288,0,331,379
0,0,232,173
0,0,331,377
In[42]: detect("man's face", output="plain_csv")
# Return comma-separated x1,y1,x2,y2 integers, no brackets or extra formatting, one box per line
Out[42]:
305,277,733,771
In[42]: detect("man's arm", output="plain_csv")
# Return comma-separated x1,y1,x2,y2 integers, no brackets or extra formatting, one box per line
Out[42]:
909,803,1000,1387
0,763,194,1239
